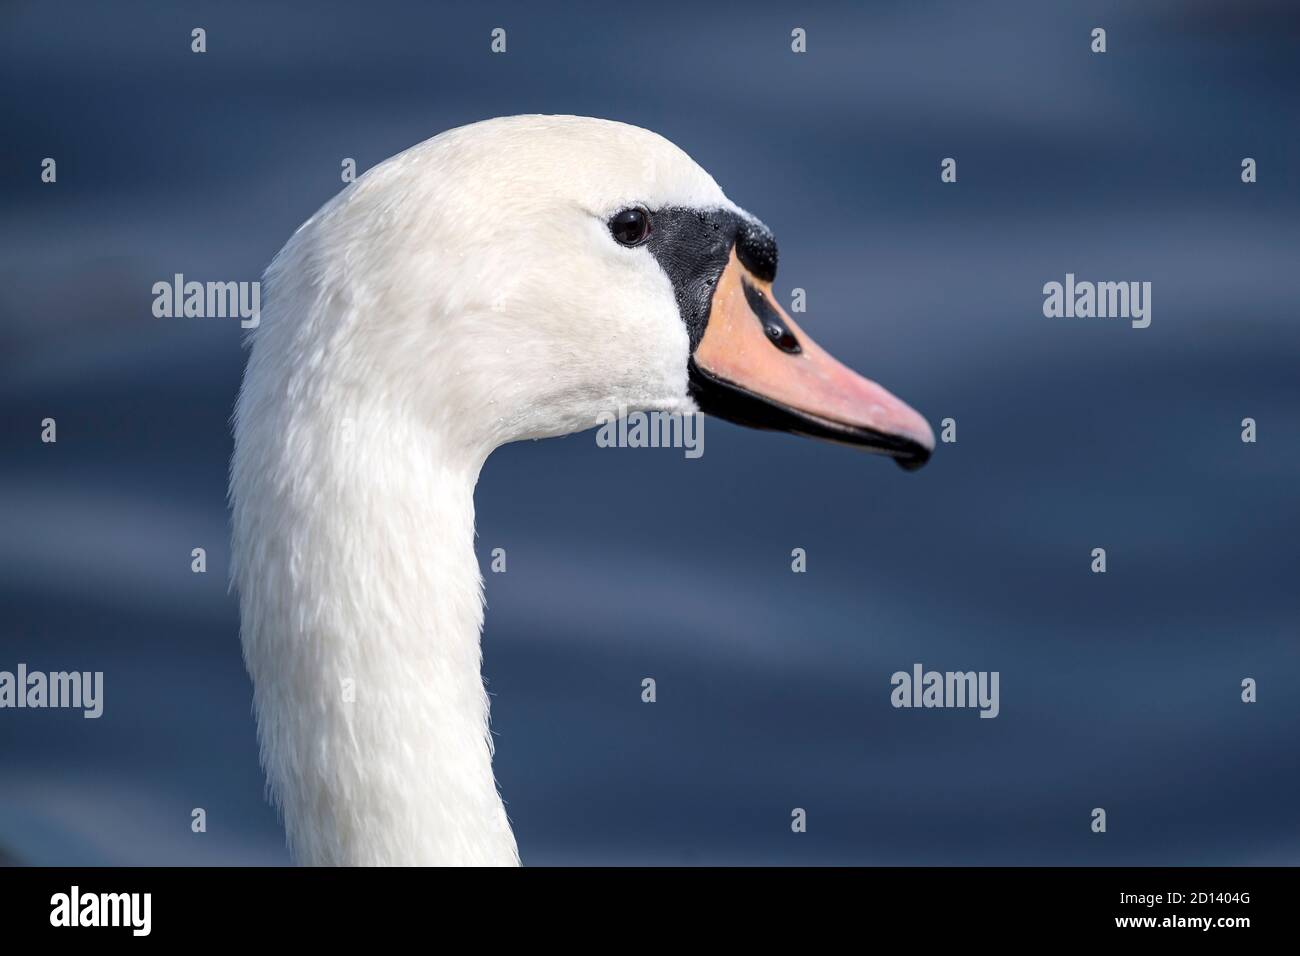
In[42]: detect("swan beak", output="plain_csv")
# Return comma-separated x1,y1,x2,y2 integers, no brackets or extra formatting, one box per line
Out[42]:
688,250,935,470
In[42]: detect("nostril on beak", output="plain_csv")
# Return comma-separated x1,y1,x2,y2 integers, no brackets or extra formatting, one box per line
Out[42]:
742,280,801,354
735,219,778,282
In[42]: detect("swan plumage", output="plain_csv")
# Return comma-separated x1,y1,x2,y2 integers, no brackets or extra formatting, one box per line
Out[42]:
230,115,931,865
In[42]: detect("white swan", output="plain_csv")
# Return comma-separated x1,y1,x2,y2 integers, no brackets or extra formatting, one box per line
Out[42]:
230,115,934,866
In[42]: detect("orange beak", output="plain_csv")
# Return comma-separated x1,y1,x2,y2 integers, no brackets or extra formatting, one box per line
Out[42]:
688,250,934,470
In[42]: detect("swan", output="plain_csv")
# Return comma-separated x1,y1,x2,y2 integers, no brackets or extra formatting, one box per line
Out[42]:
230,115,934,866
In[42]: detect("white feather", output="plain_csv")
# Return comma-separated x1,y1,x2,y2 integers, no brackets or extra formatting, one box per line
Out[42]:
230,116,738,865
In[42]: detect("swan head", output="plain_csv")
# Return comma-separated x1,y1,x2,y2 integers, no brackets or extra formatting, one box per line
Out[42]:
261,115,933,468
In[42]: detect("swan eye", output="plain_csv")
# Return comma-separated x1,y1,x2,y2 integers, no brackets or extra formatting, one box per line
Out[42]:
609,207,651,246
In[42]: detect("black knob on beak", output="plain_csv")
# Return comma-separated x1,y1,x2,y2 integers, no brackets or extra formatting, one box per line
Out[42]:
735,219,778,282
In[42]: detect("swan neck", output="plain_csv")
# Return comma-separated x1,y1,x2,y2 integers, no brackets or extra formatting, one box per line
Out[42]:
234,399,518,865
